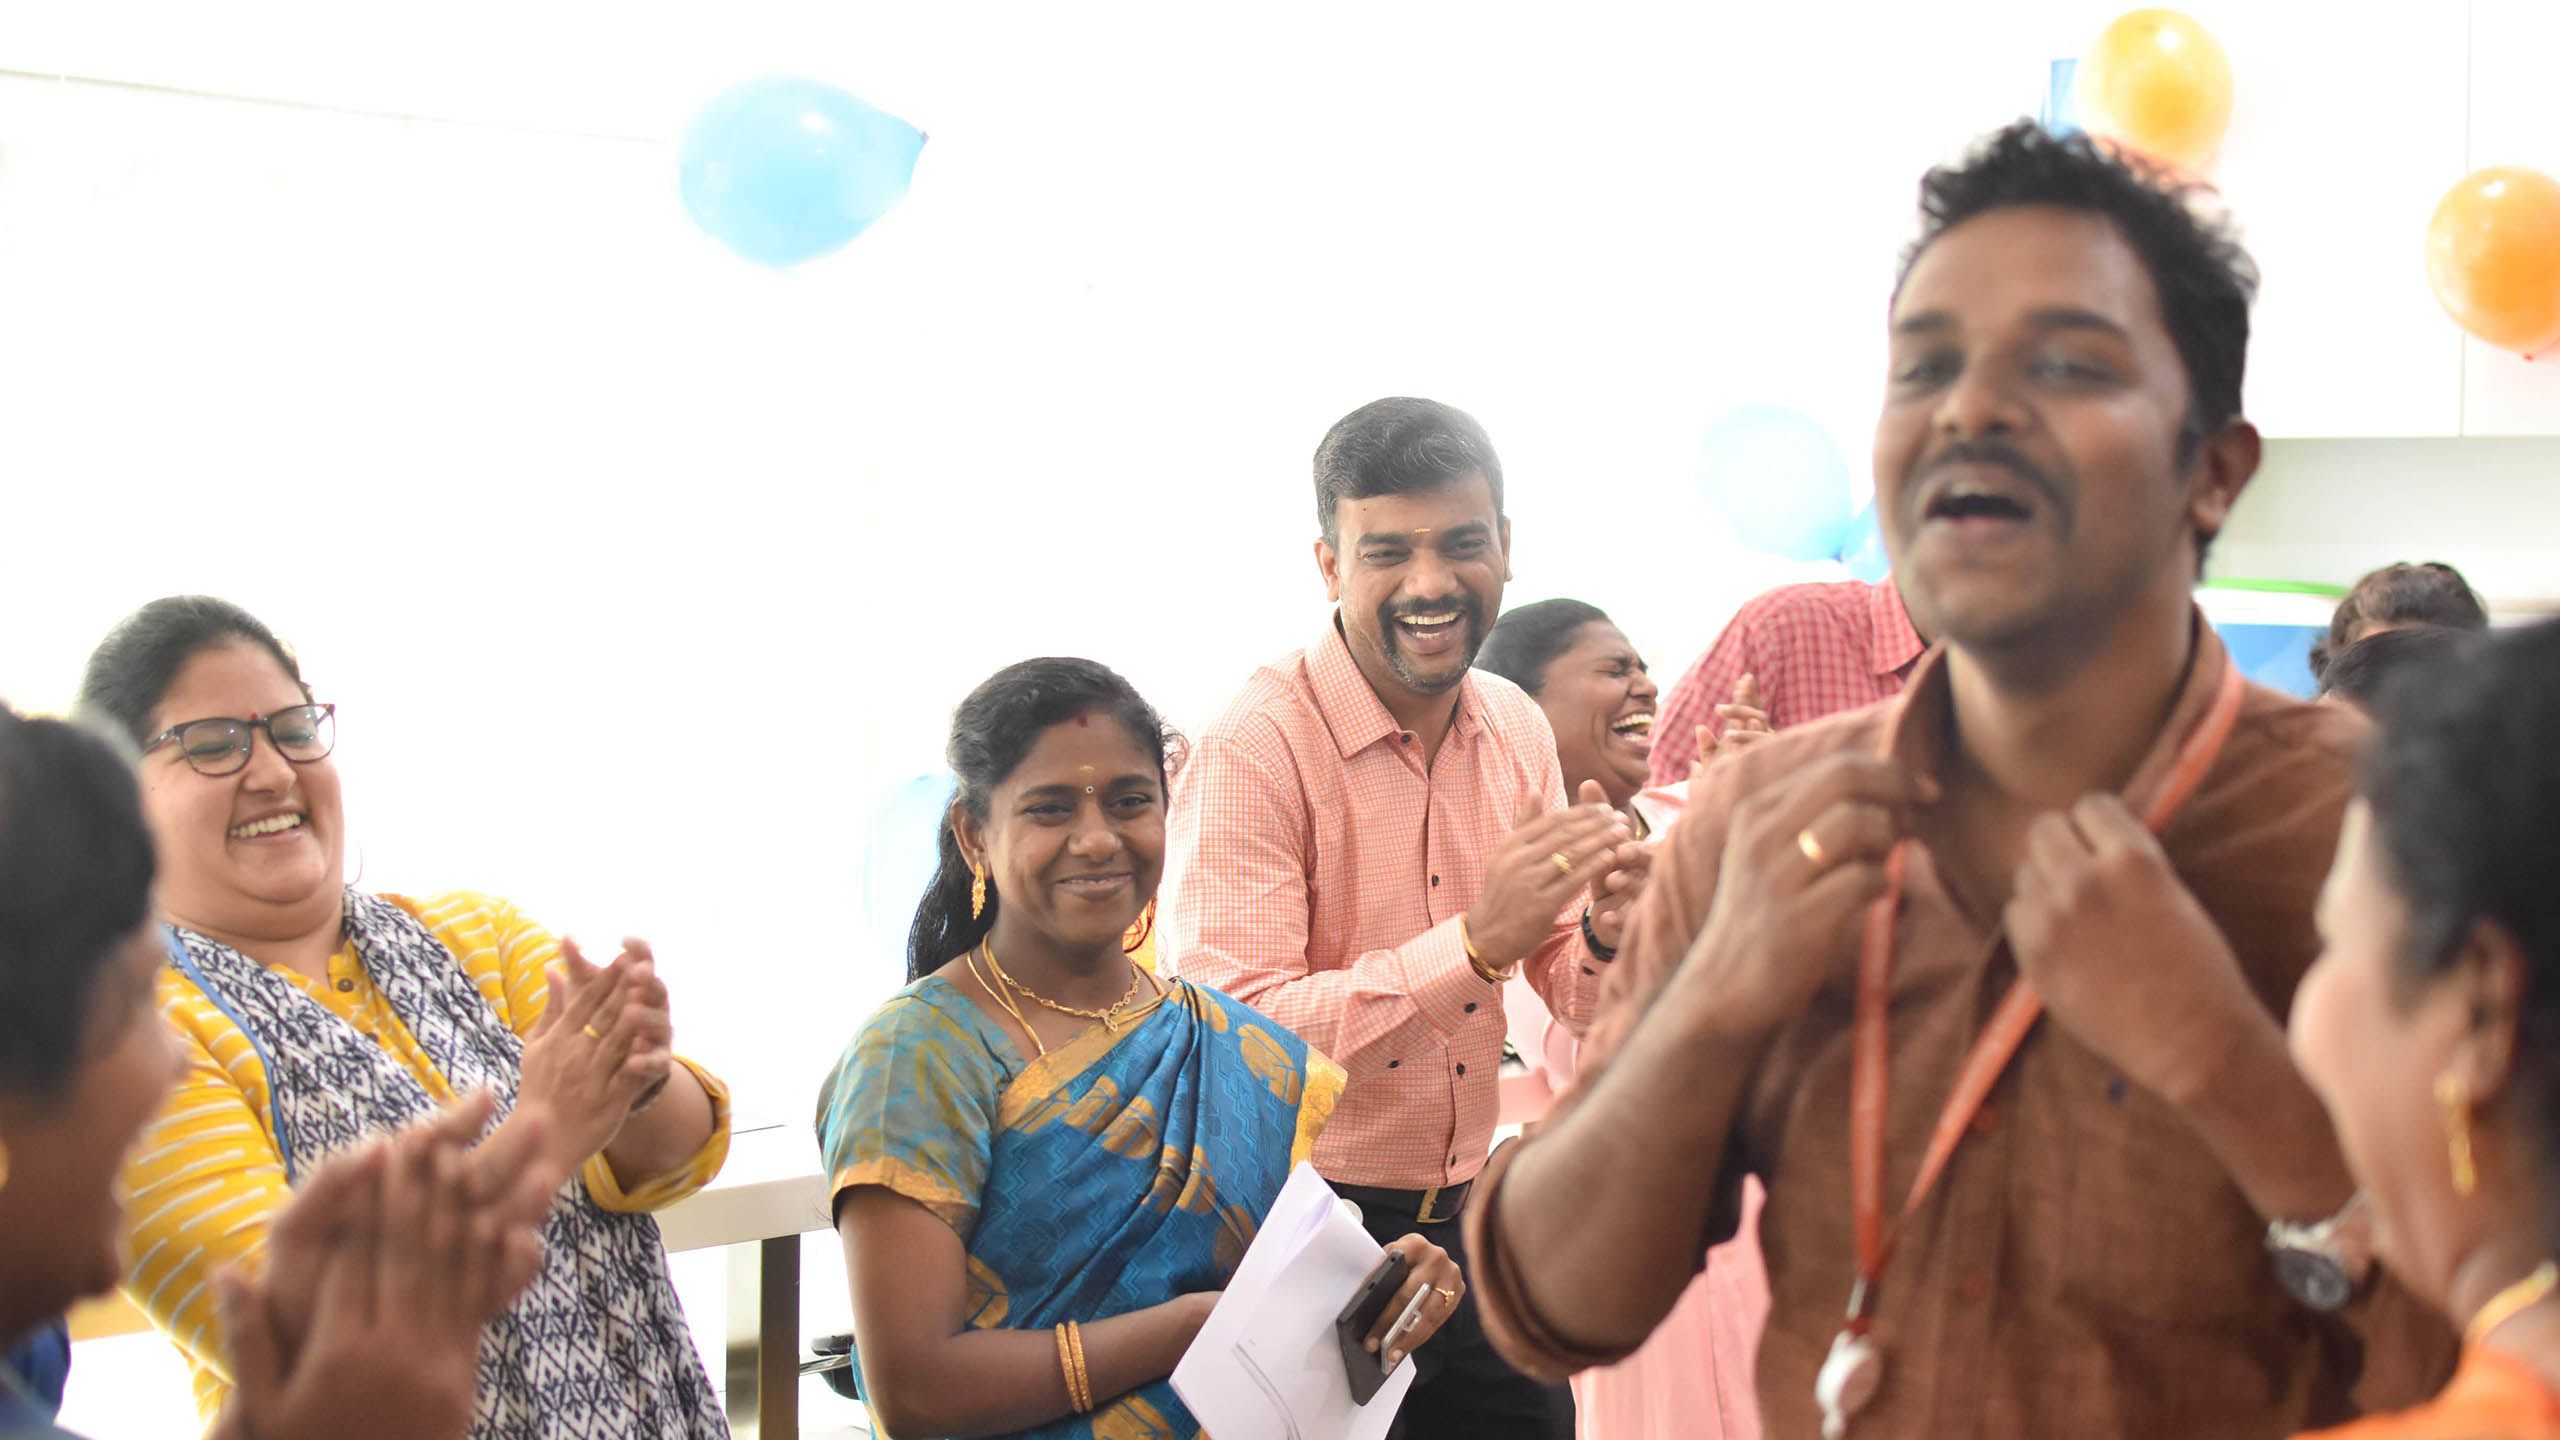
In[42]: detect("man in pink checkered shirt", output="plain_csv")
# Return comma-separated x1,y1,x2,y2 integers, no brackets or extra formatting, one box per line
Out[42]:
1164,396,1649,1440
1643,576,1928,787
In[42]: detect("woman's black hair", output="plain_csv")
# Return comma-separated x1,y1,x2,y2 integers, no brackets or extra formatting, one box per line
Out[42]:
1476,599,1612,696
906,659,1174,982
0,705,158,1096
2309,563,2490,681
2361,619,2560,1247
2317,625,2467,708
78,596,310,748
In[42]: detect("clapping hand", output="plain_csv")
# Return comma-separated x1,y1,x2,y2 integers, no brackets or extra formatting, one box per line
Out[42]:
1468,789,1632,971
517,938,668,1173
216,1091,550,1440
1688,674,1775,780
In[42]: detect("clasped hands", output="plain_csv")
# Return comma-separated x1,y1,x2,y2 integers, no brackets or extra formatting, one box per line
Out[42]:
1669,753,2265,1106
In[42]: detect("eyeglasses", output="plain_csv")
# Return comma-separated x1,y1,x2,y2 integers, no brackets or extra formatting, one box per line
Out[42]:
144,703,337,777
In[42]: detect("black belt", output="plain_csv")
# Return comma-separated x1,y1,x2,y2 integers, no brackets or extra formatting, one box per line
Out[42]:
1334,1179,1472,1227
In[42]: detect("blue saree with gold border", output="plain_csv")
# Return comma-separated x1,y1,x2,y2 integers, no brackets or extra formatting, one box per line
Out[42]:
816,974,1341,1440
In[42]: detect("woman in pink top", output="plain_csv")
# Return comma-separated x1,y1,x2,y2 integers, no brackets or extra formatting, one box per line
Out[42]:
1479,599,1769,1440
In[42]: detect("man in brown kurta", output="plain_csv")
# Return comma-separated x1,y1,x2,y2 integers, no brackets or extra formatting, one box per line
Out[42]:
1466,122,2455,1437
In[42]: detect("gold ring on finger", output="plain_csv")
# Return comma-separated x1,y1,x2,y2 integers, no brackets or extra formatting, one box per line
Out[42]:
581,1024,603,1040
1550,851,1575,878
1796,828,1827,869
1434,1286,1459,1303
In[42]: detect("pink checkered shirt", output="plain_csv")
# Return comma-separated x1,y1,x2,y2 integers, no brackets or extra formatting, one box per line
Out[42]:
1163,619,1606,1189
1645,577,1926,787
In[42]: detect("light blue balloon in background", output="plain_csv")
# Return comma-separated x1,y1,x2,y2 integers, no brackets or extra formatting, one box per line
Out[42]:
1837,498,1891,582
1695,405,1856,562
680,77,924,268
860,770,957,973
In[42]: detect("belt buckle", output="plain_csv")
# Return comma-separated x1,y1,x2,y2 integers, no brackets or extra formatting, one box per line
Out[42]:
1415,1185,1450,1225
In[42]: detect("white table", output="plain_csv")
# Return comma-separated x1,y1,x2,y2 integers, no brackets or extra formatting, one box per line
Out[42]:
659,1121,834,1440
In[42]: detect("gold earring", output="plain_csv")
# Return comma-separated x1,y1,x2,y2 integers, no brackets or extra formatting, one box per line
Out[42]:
2438,1073,2479,1197
970,865,987,921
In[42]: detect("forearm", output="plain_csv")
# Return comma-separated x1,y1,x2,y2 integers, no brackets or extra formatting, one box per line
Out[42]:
1185,917,1486,1066
600,1062,718,1188
1480,977,1762,1363
1525,918,1605,1034
869,1295,1211,1439
2165,1006,2354,1224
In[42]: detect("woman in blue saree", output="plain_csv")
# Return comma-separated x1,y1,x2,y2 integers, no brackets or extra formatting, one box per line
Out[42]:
819,659,1462,1440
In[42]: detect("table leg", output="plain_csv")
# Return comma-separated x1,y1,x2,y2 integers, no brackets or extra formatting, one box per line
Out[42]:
724,1233,801,1440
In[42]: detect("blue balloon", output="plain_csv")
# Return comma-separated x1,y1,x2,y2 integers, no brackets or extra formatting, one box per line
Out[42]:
1837,499,1891,581
1695,405,1856,561
860,770,957,974
681,77,924,268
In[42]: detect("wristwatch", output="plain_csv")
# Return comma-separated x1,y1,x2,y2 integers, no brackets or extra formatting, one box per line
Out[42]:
2266,1191,2376,1312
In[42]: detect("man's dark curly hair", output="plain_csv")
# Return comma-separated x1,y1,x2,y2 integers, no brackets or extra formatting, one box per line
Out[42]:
1896,120,2260,466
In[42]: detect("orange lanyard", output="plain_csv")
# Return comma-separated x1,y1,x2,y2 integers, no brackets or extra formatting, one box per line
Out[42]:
1842,657,2246,1330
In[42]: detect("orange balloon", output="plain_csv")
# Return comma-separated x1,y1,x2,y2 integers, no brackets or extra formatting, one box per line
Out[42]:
2426,166,2560,359
2077,9,2234,172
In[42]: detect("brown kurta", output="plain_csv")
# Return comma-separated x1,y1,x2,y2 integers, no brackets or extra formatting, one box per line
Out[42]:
1469,621,2456,1438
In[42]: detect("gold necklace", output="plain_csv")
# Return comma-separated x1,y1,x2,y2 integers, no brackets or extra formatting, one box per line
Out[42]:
965,948,1048,1059
984,940,1146,1031
2467,1261,2560,1348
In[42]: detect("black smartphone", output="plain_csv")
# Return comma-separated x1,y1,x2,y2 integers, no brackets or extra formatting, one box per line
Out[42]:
1334,1250,1411,1405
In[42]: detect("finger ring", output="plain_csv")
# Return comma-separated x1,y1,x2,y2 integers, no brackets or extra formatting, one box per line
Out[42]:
1796,828,1827,868
1550,852,1575,878
1434,1287,1459,1303
580,1024,602,1040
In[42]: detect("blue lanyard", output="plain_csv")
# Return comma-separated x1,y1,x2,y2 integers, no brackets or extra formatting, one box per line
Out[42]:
161,925,302,1181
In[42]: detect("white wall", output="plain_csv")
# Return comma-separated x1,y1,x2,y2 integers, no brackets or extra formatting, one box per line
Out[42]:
2,0,2552,1118
2213,437,2560,614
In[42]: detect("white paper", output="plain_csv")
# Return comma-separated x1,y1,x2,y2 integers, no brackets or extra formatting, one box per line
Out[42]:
1170,1164,1417,1440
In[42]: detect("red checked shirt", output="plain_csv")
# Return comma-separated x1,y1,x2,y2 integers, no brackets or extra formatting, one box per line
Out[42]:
1645,578,1927,787
1164,619,1607,1189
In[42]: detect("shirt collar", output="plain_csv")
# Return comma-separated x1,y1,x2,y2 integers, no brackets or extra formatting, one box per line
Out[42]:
1309,614,1480,759
1867,578,1928,678
1879,607,2236,817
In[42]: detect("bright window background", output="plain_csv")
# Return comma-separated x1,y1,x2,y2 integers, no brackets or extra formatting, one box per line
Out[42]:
1,0,2081,1113
6,3,2556,1433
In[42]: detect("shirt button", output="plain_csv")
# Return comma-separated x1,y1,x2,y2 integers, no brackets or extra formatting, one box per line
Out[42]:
335,978,355,992
1431,875,1440,887
1463,1002,1478,1014
1388,1060,1401,1069
1455,1063,1467,1076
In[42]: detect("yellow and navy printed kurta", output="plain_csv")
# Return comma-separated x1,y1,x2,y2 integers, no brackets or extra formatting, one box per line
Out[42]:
122,890,731,1431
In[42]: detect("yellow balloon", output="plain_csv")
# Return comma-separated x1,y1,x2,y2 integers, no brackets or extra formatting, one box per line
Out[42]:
2426,167,2560,359
2077,8,2235,172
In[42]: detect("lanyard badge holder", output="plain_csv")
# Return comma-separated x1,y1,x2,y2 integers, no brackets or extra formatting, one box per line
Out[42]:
1816,660,2244,1439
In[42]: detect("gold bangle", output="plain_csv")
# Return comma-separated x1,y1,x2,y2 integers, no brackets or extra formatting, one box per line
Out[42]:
1055,1324,1085,1414
1460,915,1512,984
1067,1318,1095,1413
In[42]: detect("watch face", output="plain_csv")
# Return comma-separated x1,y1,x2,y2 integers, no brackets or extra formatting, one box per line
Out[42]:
2274,1249,2352,1312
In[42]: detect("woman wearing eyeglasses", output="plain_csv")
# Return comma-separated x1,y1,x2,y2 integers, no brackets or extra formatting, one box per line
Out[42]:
76,596,732,1439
